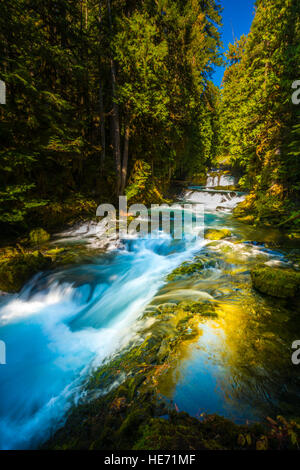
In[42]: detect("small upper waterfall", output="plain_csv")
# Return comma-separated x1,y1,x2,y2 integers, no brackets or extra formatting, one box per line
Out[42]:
206,171,236,188
183,170,244,211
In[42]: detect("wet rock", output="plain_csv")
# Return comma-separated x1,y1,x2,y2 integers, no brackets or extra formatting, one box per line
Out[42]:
179,301,218,317
43,288,300,451
29,228,50,246
288,232,300,240
204,229,231,240
0,251,53,293
251,265,300,298
157,303,178,313
166,261,204,281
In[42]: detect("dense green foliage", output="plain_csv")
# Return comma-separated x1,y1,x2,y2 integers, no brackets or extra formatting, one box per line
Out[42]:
0,0,222,235
1,0,299,234
219,0,300,225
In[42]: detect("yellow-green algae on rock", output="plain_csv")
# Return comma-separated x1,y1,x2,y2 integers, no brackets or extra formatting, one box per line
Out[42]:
204,229,231,240
0,251,52,293
251,265,300,298
44,296,300,451
166,260,204,281
29,228,51,246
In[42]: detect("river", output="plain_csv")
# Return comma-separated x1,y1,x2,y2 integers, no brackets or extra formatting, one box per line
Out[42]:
0,171,299,449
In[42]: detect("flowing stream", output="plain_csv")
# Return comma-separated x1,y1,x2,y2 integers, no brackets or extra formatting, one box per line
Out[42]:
0,172,300,449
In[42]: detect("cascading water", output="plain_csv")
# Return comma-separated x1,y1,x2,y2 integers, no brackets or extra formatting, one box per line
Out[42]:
184,189,245,211
206,171,236,188
184,170,245,211
0,171,299,449
0,212,206,450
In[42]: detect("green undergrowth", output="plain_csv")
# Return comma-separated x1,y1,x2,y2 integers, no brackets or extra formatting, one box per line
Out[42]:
234,193,300,232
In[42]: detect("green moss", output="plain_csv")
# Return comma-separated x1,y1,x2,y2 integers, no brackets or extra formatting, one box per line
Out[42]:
133,413,266,451
204,229,231,240
179,301,217,317
0,241,92,293
213,185,239,191
251,266,300,298
233,191,300,228
166,260,204,281
0,251,52,292
29,228,50,246
233,193,256,219
288,232,300,240
237,215,255,225
157,303,178,313
44,291,300,451
118,409,148,443
41,261,300,451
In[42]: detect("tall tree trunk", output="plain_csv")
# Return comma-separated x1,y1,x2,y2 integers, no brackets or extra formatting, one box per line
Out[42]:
106,0,121,194
85,1,88,29
121,125,130,194
99,2,105,170
99,80,106,171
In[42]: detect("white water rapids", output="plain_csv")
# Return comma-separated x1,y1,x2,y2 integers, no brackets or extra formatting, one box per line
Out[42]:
0,173,245,449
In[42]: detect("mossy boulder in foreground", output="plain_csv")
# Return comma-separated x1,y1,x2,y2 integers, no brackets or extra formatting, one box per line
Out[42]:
204,229,231,240
251,266,300,298
29,228,50,246
44,293,300,450
0,252,53,292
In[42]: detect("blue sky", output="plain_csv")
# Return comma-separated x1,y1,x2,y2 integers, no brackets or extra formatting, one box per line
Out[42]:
212,0,256,87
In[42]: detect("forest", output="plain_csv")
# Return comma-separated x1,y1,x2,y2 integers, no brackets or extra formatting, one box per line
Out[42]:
0,0,299,239
0,0,222,237
0,0,300,453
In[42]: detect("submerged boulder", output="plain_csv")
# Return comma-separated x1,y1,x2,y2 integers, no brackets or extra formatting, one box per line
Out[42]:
204,229,231,240
251,265,300,298
0,252,53,293
167,260,204,281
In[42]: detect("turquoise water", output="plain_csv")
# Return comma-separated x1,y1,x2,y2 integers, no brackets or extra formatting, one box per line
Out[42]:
0,190,299,449
0,211,206,449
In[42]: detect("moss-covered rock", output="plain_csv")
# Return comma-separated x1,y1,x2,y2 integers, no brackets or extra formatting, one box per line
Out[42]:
288,232,300,240
0,252,53,292
213,185,239,191
236,215,255,225
251,266,300,298
166,260,204,281
29,228,50,246
43,288,300,451
179,301,218,317
133,413,265,451
204,229,231,240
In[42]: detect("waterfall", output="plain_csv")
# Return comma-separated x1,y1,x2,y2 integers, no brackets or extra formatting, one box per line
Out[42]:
206,173,236,188
184,190,245,211
183,170,244,211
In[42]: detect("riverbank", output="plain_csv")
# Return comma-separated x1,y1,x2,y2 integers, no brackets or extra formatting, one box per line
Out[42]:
0,175,300,450
45,244,300,450
44,208,300,450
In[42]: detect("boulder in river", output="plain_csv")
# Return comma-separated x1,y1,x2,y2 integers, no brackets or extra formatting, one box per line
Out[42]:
29,228,50,246
251,265,300,298
204,229,231,240
0,251,53,293
166,260,204,281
